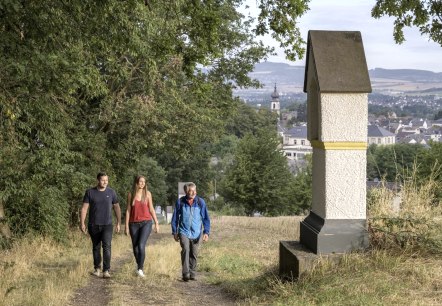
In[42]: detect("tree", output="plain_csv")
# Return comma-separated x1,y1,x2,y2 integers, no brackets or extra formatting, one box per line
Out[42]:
225,101,278,138
121,156,168,209
221,129,297,216
372,0,442,46
290,154,312,214
0,0,310,240
367,143,427,181
0,1,259,239
255,0,311,60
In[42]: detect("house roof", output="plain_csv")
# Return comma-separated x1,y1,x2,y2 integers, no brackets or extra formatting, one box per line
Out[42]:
285,126,308,138
367,125,395,137
303,30,372,93
398,134,430,145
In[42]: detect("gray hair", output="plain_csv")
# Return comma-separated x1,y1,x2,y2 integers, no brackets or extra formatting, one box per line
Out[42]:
184,182,196,193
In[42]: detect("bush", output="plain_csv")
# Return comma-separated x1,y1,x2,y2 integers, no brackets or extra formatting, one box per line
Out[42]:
210,197,246,216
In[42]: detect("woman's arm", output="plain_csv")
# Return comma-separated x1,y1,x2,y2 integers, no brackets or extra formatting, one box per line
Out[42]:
148,191,159,233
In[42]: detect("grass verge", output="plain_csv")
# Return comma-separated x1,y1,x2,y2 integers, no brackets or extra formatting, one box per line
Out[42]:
0,230,128,305
199,216,442,305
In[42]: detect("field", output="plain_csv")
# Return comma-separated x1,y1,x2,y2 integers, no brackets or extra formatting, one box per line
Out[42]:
1,214,441,305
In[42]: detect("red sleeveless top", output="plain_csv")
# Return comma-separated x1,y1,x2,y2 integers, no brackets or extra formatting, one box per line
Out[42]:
129,199,152,222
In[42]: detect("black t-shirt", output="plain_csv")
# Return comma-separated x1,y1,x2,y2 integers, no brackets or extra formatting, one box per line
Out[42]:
83,187,118,225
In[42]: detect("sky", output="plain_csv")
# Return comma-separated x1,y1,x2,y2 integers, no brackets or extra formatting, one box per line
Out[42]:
243,0,442,72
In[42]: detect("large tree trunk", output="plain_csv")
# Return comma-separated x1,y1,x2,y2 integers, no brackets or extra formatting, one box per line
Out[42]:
0,200,11,238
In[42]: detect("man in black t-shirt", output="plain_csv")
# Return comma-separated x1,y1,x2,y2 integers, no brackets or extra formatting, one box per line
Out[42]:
80,172,121,278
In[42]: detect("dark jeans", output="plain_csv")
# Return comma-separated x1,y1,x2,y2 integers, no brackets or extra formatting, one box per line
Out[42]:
179,234,201,277
129,220,153,270
88,224,113,272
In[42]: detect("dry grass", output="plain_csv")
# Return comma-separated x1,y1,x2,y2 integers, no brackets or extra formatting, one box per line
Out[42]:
2,205,441,305
0,230,129,306
368,168,442,253
197,215,442,305
199,216,303,303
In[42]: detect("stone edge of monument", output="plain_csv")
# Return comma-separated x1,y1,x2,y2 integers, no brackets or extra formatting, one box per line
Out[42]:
300,211,369,254
279,241,344,279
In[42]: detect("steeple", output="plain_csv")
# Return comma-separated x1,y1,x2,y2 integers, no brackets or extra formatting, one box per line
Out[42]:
270,83,280,117
271,83,279,99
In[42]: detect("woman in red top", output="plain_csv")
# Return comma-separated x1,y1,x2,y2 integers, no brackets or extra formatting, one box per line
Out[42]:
125,175,159,277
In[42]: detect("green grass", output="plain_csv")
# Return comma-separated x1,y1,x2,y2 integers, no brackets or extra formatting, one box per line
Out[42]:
199,216,442,305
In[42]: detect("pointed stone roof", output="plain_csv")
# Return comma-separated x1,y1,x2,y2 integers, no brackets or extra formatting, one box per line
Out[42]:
303,30,372,93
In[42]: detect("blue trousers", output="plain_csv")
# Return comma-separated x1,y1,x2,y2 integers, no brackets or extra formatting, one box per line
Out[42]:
88,224,113,272
129,220,153,270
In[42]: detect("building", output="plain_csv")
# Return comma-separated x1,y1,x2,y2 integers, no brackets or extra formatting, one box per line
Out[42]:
367,125,396,145
281,125,312,160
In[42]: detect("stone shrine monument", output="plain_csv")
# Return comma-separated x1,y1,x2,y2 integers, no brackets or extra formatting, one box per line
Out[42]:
280,30,372,278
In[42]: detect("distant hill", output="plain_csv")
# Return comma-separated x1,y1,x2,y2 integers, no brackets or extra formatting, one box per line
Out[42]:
238,62,442,95
246,62,304,91
369,68,442,83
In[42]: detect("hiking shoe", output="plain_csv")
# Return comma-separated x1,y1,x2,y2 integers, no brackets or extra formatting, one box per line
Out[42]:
189,274,196,281
136,269,145,278
91,269,101,277
182,274,190,282
103,270,111,278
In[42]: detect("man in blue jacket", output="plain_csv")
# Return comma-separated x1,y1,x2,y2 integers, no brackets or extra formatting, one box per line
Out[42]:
171,182,210,282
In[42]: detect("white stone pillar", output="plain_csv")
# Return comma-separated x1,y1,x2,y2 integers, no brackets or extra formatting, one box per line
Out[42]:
300,31,371,254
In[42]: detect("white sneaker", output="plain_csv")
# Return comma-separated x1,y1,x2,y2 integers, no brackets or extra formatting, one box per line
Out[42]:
91,269,101,277
136,269,145,278
103,270,111,278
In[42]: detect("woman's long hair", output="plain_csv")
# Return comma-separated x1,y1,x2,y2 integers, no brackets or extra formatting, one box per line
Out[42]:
130,175,149,205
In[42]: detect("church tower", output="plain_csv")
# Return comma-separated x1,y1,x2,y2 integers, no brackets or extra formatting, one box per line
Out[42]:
270,83,280,117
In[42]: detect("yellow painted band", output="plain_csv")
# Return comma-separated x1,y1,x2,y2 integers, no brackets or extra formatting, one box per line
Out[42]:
311,140,367,150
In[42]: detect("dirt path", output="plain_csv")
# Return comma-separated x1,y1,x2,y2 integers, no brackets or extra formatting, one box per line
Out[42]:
69,233,237,306
68,254,125,306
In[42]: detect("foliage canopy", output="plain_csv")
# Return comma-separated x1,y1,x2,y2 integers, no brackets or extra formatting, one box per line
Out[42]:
372,0,442,46
0,0,310,240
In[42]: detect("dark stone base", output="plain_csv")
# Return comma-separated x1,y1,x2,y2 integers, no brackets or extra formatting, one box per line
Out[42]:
279,241,343,279
300,211,369,254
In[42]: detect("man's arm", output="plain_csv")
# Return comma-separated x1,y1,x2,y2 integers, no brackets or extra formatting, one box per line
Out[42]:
200,199,210,242
80,203,89,234
113,203,121,233
171,200,180,241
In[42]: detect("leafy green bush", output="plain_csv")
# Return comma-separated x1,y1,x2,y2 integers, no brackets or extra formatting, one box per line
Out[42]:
209,197,246,216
